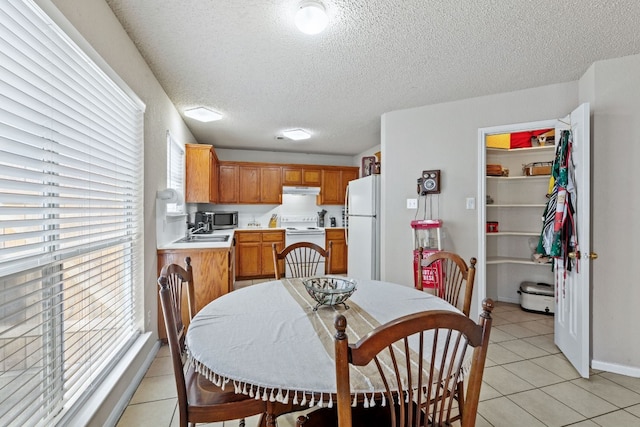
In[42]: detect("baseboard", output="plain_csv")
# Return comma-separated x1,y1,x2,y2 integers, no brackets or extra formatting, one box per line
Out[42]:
592,359,640,378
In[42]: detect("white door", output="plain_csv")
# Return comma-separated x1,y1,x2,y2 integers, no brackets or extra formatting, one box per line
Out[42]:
554,103,591,378
477,103,591,378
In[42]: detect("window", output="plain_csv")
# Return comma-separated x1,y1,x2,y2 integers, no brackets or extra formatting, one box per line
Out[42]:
0,1,144,425
166,131,184,213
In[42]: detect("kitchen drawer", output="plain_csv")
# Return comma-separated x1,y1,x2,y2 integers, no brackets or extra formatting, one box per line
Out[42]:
262,231,284,242
236,231,261,242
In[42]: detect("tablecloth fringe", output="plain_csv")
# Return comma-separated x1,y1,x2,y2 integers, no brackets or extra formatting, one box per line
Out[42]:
187,353,464,410
188,353,349,408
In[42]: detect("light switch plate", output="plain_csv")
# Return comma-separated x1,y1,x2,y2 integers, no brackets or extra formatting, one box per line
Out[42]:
466,197,475,210
407,198,418,209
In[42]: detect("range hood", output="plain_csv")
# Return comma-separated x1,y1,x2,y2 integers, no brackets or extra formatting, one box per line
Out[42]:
282,186,321,195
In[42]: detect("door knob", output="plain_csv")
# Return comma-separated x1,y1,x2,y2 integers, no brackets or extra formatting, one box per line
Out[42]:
568,251,598,260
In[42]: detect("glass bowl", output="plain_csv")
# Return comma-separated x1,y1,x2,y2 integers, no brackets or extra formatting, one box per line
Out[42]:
302,276,357,311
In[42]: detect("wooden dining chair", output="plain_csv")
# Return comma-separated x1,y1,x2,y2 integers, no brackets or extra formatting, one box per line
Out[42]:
272,241,332,279
158,257,266,427
417,250,477,317
296,299,494,427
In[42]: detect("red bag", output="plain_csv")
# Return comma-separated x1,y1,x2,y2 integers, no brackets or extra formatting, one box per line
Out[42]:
510,129,553,148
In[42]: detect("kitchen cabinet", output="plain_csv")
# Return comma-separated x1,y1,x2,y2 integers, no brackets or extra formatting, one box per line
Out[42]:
235,230,285,279
219,162,282,204
215,160,356,205
157,246,234,340
319,167,359,205
282,166,322,186
185,143,219,203
259,165,282,204
218,163,239,203
325,228,347,274
239,165,260,203
484,144,555,303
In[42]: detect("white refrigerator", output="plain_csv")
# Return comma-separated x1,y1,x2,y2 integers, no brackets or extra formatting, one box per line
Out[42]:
345,174,380,280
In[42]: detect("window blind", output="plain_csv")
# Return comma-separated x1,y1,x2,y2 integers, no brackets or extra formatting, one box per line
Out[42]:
0,1,144,425
166,131,184,213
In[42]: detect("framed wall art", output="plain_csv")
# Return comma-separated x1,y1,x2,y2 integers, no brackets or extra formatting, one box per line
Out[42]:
361,156,376,177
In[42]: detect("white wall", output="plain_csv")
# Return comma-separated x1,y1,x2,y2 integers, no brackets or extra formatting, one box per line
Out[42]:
382,56,640,375
580,54,640,373
381,82,578,291
215,147,355,166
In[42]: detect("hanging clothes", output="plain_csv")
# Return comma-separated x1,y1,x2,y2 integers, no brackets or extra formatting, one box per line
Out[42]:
536,130,578,274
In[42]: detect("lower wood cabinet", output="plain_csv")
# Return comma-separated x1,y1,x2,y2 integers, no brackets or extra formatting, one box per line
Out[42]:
157,246,234,341
235,230,285,279
326,228,347,274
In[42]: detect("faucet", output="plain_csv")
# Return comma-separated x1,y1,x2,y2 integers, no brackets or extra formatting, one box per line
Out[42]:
185,221,208,240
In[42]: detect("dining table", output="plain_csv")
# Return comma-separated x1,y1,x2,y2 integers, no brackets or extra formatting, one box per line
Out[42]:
185,277,463,426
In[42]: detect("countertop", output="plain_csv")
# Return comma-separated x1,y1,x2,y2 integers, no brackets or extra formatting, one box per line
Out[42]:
157,230,236,250
157,227,346,250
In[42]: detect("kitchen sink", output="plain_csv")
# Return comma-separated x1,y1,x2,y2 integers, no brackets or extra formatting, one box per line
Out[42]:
176,234,230,243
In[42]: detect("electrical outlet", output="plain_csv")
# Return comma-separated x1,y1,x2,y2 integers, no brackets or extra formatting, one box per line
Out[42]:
465,197,475,210
406,198,418,209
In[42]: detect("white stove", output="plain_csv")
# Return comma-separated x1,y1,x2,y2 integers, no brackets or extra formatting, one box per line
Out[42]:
280,214,327,277
280,215,326,237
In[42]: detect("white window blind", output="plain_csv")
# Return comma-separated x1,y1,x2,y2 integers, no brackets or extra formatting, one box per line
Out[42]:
166,131,184,213
0,1,144,425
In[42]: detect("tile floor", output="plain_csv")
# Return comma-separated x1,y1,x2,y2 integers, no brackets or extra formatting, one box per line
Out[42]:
117,281,640,427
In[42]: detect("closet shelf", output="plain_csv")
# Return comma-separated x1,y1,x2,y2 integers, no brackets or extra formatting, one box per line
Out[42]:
486,256,552,266
486,175,551,180
486,231,540,237
487,146,555,154
487,204,546,208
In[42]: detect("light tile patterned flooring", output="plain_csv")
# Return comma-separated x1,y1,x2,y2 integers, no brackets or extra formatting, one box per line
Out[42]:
117,281,640,427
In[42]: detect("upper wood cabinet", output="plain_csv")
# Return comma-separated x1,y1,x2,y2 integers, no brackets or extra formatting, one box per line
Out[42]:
185,144,219,203
219,162,282,204
239,165,260,203
282,166,322,186
218,163,239,203
186,154,357,206
260,166,283,204
319,167,359,205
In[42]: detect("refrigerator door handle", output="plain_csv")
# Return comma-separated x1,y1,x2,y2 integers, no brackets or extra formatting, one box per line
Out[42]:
344,183,349,246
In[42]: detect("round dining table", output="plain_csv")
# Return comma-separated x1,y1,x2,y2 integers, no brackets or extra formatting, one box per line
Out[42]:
185,277,461,426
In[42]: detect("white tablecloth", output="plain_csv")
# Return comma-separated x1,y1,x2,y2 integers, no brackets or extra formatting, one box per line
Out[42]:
186,278,461,408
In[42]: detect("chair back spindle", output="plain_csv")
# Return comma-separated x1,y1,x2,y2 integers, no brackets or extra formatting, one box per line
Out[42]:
273,241,332,279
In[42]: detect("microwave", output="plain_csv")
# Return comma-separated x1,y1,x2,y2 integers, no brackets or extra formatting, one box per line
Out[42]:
196,211,238,230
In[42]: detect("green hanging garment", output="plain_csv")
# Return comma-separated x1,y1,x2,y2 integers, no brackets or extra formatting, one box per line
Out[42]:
537,130,578,272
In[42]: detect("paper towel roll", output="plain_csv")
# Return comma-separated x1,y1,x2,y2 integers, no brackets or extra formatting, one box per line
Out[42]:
156,188,183,204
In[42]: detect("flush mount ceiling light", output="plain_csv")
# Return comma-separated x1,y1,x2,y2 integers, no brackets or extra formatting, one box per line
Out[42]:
184,107,223,122
282,129,311,141
294,1,328,35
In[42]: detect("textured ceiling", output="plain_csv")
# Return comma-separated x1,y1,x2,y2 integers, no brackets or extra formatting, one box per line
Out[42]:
105,0,640,155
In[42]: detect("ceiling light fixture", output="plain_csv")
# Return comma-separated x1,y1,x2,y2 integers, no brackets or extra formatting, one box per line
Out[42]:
184,107,223,122
294,1,328,35
282,129,311,141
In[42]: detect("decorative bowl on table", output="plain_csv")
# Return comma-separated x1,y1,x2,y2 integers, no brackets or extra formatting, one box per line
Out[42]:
302,276,357,311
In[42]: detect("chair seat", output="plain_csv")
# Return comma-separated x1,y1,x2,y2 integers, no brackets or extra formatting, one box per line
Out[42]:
185,365,266,423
